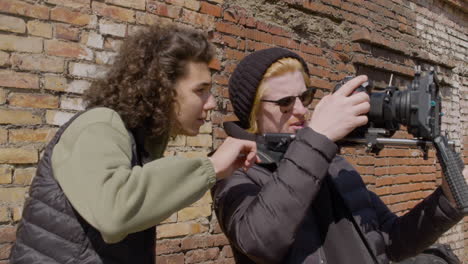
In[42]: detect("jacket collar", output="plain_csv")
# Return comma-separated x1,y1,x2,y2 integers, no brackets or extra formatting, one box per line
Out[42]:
223,121,293,166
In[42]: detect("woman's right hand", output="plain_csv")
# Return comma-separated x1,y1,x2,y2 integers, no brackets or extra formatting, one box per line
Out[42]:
309,75,370,142
209,137,259,180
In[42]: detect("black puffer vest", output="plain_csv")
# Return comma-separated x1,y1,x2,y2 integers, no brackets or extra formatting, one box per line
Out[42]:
10,111,155,264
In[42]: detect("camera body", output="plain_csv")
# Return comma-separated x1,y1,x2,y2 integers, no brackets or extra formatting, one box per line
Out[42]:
335,69,441,143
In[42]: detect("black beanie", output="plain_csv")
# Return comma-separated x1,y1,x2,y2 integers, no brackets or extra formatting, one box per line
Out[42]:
228,47,309,129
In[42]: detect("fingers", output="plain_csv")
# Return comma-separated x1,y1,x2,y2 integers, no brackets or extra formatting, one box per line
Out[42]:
241,141,258,170
354,115,369,127
347,91,370,105
334,75,368,97
352,101,371,116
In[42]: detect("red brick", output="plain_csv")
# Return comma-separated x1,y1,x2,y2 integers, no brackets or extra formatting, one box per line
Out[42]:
309,66,333,79
322,0,341,7
274,26,291,37
355,166,375,175
0,109,41,125
92,1,135,22
0,0,49,19
0,70,39,89
209,233,229,246
46,0,90,9
300,43,323,55
213,86,229,99
181,9,214,28
200,2,222,17
9,128,57,143
135,11,168,25
239,39,246,49
225,48,245,61
213,74,229,86
300,53,331,68
156,254,184,264
186,248,219,263
8,93,59,109
245,28,273,44
309,77,333,90
0,243,12,259
55,23,80,41
217,259,236,264
246,40,271,51
223,8,239,23
220,35,238,48
244,16,257,28
0,34,43,53
156,239,181,255
272,35,299,50
0,14,25,33
45,40,93,60
165,0,184,6
0,147,37,164
302,1,336,17
27,20,53,38
182,236,212,250
0,51,8,67
215,22,244,37
105,0,145,10
51,7,91,26
183,0,200,11
147,1,181,19
208,58,221,71
221,245,233,258
10,54,65,73
378,148,411,157
0,226,15,243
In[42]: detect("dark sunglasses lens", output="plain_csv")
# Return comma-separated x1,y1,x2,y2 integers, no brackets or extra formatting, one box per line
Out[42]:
300,89,315,106
277,96,296,107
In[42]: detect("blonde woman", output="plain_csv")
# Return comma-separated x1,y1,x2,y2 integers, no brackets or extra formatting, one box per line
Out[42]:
212,48,464,264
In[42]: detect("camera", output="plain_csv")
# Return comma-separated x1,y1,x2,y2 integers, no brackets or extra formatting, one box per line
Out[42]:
263,67,467,213
335,68,441,152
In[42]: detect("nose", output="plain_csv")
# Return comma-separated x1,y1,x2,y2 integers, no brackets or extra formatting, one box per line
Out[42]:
291,97,308,117
204,93,216,111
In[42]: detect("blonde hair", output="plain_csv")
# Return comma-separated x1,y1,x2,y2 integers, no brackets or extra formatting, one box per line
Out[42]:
246,57,310,133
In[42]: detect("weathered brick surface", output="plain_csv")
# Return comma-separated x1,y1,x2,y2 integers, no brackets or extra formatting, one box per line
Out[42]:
0,35,43,53
45,40,93,60
0,0,49,19
0,148,37,164
27,20,53,38
55,23,80,41
0,0,465,262
0,14,25,33
51,7,91,26
8,93,60,109
9,128,56,143
13,168,36,185
10,54,65,73
0,109,41,125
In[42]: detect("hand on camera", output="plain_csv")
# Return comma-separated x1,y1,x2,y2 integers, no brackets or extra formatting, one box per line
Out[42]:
309,75,370,142
209,137,259,179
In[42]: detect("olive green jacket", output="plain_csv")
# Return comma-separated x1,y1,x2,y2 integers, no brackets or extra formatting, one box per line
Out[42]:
52,107,216,243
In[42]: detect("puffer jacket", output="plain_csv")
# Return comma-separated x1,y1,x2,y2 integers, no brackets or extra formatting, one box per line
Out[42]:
212,122,463,264
10,110,155,264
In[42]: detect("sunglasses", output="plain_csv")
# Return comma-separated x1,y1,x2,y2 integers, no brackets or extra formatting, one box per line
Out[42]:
261,87,316,113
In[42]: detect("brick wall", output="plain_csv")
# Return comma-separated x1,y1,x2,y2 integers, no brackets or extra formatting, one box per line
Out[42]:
0,0,466,263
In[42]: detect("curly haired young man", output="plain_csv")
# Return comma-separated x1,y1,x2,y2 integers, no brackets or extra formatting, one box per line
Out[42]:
10,24,257,264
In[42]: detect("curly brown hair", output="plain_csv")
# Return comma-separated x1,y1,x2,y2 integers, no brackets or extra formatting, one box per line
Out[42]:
84,23,214,138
